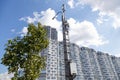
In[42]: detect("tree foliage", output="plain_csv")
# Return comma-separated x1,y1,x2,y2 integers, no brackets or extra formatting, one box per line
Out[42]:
1,23,49,80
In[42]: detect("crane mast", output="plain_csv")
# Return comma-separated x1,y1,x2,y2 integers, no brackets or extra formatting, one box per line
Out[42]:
53,4,77,80
61,4,72,80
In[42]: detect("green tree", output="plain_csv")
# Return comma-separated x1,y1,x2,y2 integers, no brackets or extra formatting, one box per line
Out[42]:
1,23,49,80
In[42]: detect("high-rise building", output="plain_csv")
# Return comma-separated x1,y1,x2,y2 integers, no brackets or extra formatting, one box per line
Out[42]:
58,42,85,80
58,42,65,80
39,26,120,80
79,47,103,80
70,43,84,80
111,56,120,79
38,26,58,80
96,52,119,80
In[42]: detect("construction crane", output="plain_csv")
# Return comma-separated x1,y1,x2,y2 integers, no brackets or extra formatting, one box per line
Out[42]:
53,4,77,80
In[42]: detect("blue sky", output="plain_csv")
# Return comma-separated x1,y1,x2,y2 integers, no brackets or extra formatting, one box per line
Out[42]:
0,0,120,79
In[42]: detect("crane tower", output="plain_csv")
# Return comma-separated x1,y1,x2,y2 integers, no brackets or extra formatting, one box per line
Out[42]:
53,4,77,80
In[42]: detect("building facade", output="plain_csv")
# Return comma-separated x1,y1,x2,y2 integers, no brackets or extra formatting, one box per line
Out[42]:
38,26,59,80
111,56,120,79
79,47,103,80
39,26,120,80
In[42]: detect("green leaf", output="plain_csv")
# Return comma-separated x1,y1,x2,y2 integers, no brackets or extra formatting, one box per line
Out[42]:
1,23,49,80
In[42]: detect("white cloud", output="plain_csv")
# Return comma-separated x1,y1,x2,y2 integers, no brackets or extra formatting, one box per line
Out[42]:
20,8,107,46
0,72,13,80
68,18,108,46
20,8,61,38
11,29,15,32
20,16,36,23
20,8,61,37
37,8,61,30
114,53,120,57
20,8,61,29
22,27,28,34
68,0,120,28
20,27,28,36
67,0,75,8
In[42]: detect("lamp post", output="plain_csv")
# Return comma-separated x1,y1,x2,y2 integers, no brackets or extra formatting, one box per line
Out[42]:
53,4,77,80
